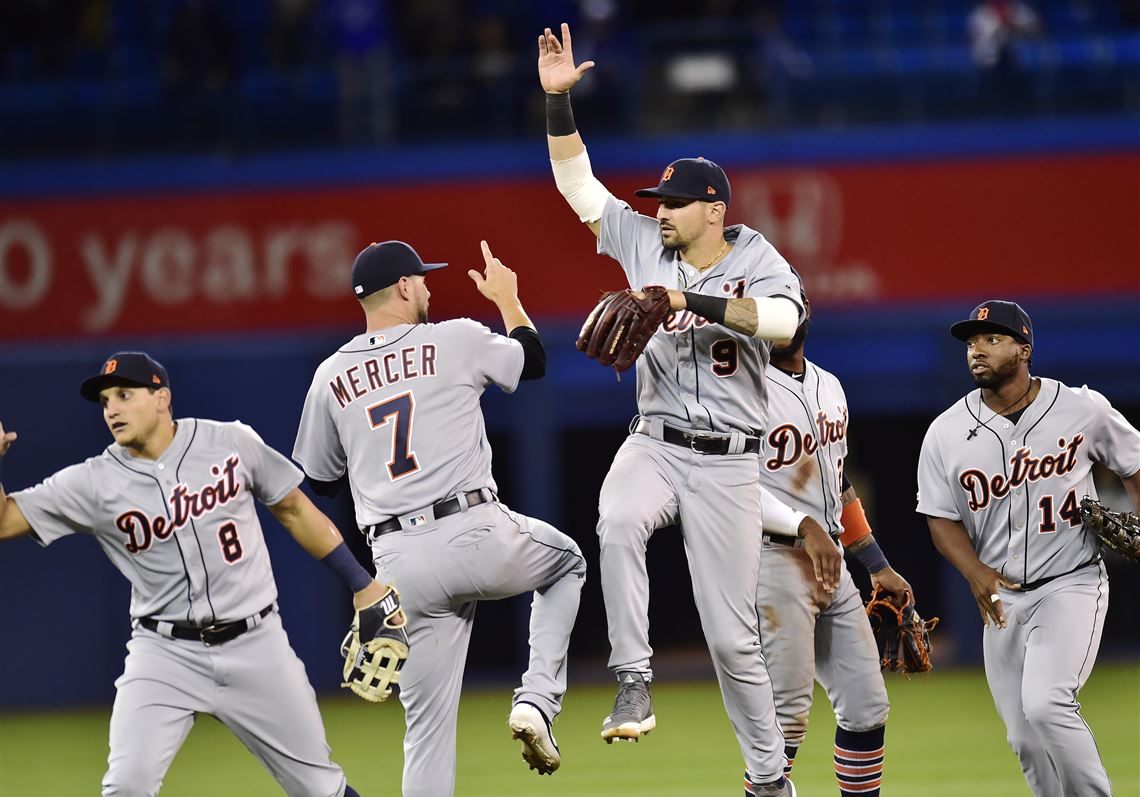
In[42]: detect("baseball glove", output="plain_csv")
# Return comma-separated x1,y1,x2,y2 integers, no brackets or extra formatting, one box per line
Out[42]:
340,586,410,703
576,286,671,373
865,586,939,675
1080,496,1140,560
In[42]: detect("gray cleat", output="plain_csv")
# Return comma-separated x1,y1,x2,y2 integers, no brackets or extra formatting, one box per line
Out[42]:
601,674,656,743
748,774,797,796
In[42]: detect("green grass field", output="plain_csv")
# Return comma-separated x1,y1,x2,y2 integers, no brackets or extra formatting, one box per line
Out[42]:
2,662,1137,796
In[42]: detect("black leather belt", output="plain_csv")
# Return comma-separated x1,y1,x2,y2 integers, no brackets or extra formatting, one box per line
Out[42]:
763,532,840,549
657,424,761,455
1018,556,1101,592
764,534,800,548
362,489,493,540
139,604,274,646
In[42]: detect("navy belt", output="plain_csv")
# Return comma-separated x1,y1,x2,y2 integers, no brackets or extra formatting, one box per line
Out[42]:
139,604,274,646
1018,556,1101,592
362,489,493,541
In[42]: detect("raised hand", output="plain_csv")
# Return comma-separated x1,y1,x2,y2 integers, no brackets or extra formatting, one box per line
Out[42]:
468,240,519,306
537,23,595,94
0,421,16,458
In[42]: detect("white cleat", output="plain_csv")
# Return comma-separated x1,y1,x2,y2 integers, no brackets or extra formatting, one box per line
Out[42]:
508,701,560,775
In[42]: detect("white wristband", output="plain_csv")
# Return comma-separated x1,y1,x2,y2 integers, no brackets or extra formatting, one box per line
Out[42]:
550,149,611,223
752,296,801,340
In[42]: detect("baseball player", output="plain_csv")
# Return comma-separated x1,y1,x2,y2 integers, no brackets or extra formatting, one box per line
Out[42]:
0,352,388,797
918,300,1140,796
756,289,913,797
538,23,841,797
292,240,586,797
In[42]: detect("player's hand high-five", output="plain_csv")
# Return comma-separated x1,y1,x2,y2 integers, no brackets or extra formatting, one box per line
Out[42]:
537,23,594,94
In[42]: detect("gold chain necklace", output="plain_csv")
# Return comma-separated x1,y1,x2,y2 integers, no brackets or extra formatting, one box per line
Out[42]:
703,239,729,270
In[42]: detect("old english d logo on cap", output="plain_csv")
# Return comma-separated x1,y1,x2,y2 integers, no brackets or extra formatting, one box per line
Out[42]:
662,166,675,181
104,358,118,374
977,307,990,320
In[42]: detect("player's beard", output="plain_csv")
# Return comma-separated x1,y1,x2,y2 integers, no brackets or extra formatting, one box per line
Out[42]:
970,354,1020,389
660,225,686,251
770,318,809,360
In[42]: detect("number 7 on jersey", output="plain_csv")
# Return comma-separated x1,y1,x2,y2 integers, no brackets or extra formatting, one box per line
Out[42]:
367,392,420,480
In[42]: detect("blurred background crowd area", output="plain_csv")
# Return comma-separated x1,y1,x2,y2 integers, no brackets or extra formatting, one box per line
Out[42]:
4,0,1140,155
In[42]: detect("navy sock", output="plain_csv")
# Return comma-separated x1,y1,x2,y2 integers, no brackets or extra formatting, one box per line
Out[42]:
784,744,799,777
344,786,361,797
834,726,885,796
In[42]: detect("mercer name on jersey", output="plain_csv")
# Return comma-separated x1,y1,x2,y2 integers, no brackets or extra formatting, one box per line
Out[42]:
115,455,242,554
958,434,1085,511
328,344,438,410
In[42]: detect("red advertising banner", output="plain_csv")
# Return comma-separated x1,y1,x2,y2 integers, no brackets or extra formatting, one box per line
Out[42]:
1,152,1136,340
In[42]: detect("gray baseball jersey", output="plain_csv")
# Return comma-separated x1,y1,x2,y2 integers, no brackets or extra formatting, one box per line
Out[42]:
756,360,888,769
762,360,850,535
294,319,585,797
293,320,522,525
917,379,1139,583
918,378,1139,796
593,196,802,783
12,418,348,796
598,195,803,433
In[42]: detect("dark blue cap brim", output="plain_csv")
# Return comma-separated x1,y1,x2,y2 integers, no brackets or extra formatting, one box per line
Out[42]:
80,374,156,403
419,262,448,274
634,187,721,201
950,319,1030,344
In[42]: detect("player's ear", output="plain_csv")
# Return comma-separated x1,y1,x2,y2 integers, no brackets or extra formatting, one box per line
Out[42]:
707,202,725,224
154,387,172,412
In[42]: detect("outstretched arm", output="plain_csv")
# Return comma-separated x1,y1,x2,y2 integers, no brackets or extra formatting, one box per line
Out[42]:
664,290,800,340
268,488,386,609
0,423,32,542
539,23,608,236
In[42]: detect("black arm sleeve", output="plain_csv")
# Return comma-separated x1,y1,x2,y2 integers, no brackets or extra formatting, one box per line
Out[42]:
306,474,347,498
509,326,546,381
841,472,852,493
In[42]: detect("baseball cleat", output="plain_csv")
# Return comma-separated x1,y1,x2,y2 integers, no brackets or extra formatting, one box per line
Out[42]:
601,675,656,743
746,774,796,797
508,701,560,775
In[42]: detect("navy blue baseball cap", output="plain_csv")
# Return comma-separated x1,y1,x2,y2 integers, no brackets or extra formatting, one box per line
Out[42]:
352,241,447,299
635,157,731,206
80,352,171,402
950,300,1034,346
